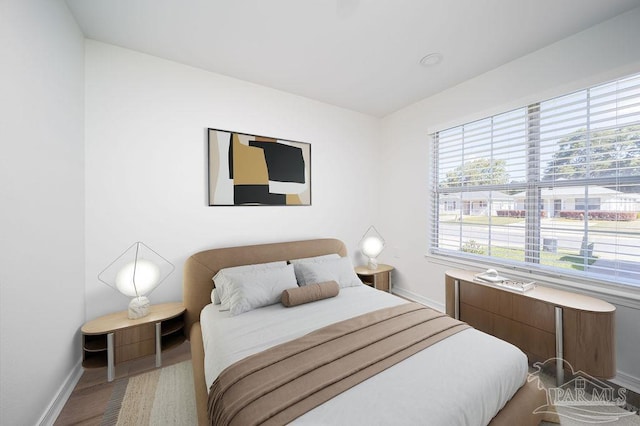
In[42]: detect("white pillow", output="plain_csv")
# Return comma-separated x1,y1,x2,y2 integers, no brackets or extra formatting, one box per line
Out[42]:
295,257,362,288
289,254,340,263
210,288,221,305
289,254,340,284
213,261,287,310
219,264,298,316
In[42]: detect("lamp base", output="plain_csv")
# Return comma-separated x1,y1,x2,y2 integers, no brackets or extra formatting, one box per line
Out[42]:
128,296,150,319
367,258,379,270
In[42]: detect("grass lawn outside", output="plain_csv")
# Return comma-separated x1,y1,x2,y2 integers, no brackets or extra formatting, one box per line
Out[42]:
480,245,597,271
442,215,638,274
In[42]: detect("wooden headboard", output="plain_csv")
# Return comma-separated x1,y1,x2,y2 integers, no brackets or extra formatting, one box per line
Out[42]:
182,238,348,336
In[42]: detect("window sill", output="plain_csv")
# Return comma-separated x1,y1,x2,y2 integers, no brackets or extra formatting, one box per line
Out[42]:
425,252,640,310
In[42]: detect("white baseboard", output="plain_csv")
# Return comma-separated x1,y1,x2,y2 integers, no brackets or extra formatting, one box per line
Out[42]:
391,287,445,312
612,371,640,395
38,360,83,426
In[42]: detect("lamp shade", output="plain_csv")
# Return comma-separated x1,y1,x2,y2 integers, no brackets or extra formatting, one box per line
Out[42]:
361,236,384,258
359,226,385,269
98,242,174,318
115,258,160,297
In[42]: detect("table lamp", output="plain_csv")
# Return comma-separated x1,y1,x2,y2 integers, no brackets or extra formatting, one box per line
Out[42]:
98,242,174,319
360,226,385,269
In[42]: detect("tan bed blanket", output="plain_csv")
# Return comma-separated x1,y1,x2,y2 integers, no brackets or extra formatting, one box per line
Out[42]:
208,303,469,426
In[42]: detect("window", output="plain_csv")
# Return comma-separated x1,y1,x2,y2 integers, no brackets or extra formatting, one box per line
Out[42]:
431,73,640,288
575,198,601,211
443,201,457,211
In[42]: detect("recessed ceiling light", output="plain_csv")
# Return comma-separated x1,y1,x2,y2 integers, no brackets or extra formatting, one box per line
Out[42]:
419,53,443,67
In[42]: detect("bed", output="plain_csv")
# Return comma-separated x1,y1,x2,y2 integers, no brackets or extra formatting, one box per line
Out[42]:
183,238,546,425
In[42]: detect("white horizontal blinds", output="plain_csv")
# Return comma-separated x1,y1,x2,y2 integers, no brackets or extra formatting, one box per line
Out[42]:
539,90,588,182
437,112,528,191
433,128,461,252
437,110,528,190
432,72,640,288
538,74,640,284
589,76,640,183
434,108,528,260
540,75,640,181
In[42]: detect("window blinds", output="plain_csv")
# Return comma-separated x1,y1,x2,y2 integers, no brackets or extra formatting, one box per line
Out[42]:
431,73,640,288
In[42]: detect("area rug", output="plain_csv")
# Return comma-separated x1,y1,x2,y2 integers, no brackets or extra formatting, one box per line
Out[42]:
101,360,197,426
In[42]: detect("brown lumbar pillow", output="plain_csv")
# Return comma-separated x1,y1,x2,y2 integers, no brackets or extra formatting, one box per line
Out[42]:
281,281,340,307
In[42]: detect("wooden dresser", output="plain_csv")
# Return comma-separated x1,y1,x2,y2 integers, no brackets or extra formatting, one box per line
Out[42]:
445,269,615,380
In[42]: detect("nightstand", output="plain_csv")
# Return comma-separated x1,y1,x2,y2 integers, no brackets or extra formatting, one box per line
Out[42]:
81,302,186,382
355,264,394,292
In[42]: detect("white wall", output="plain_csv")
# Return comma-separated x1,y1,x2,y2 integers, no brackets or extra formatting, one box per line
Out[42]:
379,8,640,388
0,0,85,424
84,41,381,318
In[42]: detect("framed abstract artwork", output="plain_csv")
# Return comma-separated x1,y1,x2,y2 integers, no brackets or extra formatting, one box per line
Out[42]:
207,128,311,206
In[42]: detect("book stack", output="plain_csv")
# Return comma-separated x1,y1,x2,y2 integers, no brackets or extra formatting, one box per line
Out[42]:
474,271,508,283
497,280,536,293
474,271,535,293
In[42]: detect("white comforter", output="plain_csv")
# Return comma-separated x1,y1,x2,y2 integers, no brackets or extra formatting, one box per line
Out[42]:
201,284,528,426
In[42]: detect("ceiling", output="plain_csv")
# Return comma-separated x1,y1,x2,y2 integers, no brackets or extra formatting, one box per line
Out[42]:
65,0,640,117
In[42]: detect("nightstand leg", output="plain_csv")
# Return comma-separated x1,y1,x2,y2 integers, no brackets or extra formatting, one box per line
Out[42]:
155,322,162,368
107,333,114,382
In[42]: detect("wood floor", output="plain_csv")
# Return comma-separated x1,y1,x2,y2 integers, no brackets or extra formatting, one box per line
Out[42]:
55,339,640,425
55,341,191,426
